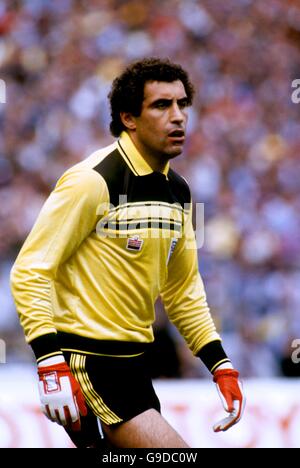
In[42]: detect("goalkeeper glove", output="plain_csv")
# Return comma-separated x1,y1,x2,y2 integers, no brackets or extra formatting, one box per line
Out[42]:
213,367,245,432
38,356,87,431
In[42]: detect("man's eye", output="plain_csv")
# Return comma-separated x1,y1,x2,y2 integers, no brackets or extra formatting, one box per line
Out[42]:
156,102,167,109
179,101,188,108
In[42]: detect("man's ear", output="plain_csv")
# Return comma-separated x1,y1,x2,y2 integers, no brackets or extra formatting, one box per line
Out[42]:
120,112,136,131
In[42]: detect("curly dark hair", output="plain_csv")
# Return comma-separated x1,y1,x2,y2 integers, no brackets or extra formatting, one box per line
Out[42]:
108,57,195,137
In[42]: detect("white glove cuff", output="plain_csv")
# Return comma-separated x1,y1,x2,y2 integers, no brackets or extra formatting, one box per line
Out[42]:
38,355,66,368
214,361,234,371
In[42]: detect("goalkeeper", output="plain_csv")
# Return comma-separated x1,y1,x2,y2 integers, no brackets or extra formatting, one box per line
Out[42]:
10,58,245,448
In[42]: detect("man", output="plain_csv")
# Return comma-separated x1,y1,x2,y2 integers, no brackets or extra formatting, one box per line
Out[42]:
10,58,245,448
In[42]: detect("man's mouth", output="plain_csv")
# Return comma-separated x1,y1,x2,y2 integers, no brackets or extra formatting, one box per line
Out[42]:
168,129,185,142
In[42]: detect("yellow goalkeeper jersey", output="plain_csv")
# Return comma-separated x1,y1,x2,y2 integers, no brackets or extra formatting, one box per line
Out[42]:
10,131,222,363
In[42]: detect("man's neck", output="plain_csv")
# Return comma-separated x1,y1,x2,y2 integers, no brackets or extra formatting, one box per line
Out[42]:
127,133,168,173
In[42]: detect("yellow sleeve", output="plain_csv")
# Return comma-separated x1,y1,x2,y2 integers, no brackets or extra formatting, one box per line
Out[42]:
10,168,108,343
160,204,221,355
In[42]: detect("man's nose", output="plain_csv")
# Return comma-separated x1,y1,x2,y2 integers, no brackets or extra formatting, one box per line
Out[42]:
170,103,185,123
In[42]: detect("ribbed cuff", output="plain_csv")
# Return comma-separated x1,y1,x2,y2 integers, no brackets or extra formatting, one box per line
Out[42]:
196,340,231,374
29,333,63,364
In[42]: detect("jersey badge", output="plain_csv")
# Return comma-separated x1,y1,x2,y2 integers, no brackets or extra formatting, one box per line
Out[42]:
126,235,144,252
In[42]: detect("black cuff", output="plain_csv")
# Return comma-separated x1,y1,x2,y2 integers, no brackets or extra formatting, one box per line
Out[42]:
196,340,231,374
29,333,63,364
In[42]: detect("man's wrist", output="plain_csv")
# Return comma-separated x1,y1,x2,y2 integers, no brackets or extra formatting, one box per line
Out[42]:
29,332,63,364
196,340,231,374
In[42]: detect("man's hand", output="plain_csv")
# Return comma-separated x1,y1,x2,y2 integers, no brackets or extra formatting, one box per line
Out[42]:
38,358,87,431
213,368,245,432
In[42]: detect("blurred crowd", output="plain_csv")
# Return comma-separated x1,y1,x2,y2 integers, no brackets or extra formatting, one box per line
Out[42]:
0,0,300,377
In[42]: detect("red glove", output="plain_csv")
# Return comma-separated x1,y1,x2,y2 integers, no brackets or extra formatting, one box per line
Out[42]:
213,368,245,432
38,361,87,431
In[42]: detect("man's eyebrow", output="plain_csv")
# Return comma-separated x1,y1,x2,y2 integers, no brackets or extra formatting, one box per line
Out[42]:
150,98,172,106
149,97,188,106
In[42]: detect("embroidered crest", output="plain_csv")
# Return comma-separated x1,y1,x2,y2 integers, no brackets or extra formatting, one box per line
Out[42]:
126,235,144,252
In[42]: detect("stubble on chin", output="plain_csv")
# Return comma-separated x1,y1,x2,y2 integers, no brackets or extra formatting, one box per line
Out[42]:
167,145,184,159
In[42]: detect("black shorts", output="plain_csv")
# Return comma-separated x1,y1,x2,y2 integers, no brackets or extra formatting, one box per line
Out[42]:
63,350,160,446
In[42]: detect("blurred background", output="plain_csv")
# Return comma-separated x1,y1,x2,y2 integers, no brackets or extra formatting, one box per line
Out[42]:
0,0,300,384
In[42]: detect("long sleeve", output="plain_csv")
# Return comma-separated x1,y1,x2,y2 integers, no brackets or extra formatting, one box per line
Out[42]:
10,168,108,349
160,203,221,356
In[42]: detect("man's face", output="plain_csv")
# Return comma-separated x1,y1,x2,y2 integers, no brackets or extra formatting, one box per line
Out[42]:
129,80,189,160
